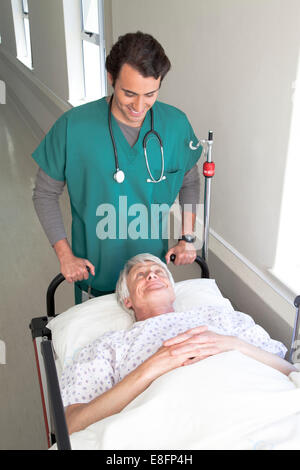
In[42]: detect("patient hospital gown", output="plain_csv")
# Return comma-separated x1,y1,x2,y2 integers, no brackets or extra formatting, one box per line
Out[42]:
60,306,287,407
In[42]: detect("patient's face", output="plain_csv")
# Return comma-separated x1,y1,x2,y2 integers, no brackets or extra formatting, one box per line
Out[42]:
124,261,175,321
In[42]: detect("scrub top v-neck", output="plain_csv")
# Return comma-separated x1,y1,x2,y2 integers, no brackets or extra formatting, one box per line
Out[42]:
32,97,203,292
109,104,145,165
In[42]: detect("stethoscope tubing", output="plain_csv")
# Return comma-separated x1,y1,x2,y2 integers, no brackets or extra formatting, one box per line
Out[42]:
108,95,165,183
108,95,121,173
143,130,166,183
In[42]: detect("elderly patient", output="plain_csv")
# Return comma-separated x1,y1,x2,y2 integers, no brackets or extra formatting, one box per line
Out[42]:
62,254,297,434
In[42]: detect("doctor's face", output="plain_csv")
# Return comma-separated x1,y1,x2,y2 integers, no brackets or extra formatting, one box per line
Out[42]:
108,63,161,127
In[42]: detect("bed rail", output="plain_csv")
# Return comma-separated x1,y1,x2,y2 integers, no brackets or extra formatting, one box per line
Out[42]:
41,340,71,450
29,319,71,450
46,273,65,318
193,255,210,279
290,295,300,363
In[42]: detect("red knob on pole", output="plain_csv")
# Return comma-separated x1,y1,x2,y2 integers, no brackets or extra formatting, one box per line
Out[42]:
203,161,215,178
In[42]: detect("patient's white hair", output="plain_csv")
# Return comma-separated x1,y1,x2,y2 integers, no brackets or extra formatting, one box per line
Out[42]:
116,253,175,316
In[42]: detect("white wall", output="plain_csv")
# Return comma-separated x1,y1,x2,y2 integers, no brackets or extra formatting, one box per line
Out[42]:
28,0,69,100
0,0,17,56
0,0,71,139
111,0,300,274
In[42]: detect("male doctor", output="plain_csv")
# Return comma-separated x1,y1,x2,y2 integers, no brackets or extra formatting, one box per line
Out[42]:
32,32,203,303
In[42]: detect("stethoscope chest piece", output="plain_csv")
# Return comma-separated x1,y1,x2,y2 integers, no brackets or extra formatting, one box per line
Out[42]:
114,169,125,184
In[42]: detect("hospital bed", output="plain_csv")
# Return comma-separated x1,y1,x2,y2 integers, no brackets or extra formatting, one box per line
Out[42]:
29,133,300,450
29,273,300,451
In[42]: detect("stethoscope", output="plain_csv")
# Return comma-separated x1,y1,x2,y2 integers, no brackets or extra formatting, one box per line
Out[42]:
108,95,166,184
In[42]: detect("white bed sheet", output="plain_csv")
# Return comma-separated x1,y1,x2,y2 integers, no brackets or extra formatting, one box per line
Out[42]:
51,352,300,450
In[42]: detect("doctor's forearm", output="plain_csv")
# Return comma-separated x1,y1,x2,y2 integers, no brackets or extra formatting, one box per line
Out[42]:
179,166,199,235
179,164,200,217
53,238,73,262
181,211,196,236
33,168,67,246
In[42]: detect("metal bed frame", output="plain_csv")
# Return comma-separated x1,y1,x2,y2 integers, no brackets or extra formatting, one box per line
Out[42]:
29,132,300,450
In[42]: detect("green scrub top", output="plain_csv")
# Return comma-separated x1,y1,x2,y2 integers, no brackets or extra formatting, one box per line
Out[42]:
32,97,203,292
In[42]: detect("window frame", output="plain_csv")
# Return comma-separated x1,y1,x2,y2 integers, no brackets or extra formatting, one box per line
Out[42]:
11,0,33,69
80,0,107,99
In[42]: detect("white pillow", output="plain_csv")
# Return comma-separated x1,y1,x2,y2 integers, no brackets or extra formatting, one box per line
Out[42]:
47,278,233,368
173,278,233,312
48,294,133,369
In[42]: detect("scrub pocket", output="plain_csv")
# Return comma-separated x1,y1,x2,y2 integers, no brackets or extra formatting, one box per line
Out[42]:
152,169,185,207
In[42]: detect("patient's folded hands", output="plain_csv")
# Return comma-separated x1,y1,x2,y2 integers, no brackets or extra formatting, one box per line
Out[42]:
163,326,238,366
163,327,297,375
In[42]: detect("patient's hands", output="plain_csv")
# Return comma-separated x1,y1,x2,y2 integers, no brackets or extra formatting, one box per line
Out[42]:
140,326,237,382
141,326,296,383
163,326,237,366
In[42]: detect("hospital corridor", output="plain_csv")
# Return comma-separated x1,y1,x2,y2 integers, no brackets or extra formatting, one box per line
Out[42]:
1,0,300,451
0,98,73,449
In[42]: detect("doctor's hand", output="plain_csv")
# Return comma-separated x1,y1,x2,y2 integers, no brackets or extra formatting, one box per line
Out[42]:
60,254,95,283
163,327,237,366
165,241,197,265
54,238,95,283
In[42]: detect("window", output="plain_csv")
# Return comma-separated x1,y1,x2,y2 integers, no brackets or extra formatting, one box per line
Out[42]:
63,0,107,105
80,0,106,101
11,0,33,69
21,0,32,66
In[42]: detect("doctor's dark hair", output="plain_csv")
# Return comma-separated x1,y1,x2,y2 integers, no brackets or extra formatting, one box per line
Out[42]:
106,32,171,86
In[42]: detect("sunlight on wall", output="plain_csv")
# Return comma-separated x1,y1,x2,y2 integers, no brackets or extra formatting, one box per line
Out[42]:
272,51,300,295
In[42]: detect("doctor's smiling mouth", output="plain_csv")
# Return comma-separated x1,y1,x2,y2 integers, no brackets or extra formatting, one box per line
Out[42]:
108,63,161,127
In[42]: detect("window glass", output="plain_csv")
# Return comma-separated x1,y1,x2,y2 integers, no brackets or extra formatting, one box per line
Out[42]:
24,16,32,64
22,0,29,14
82,40,101,99
81,0,99,34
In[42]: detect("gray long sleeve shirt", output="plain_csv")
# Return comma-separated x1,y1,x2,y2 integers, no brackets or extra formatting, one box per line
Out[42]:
33,117,200,246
